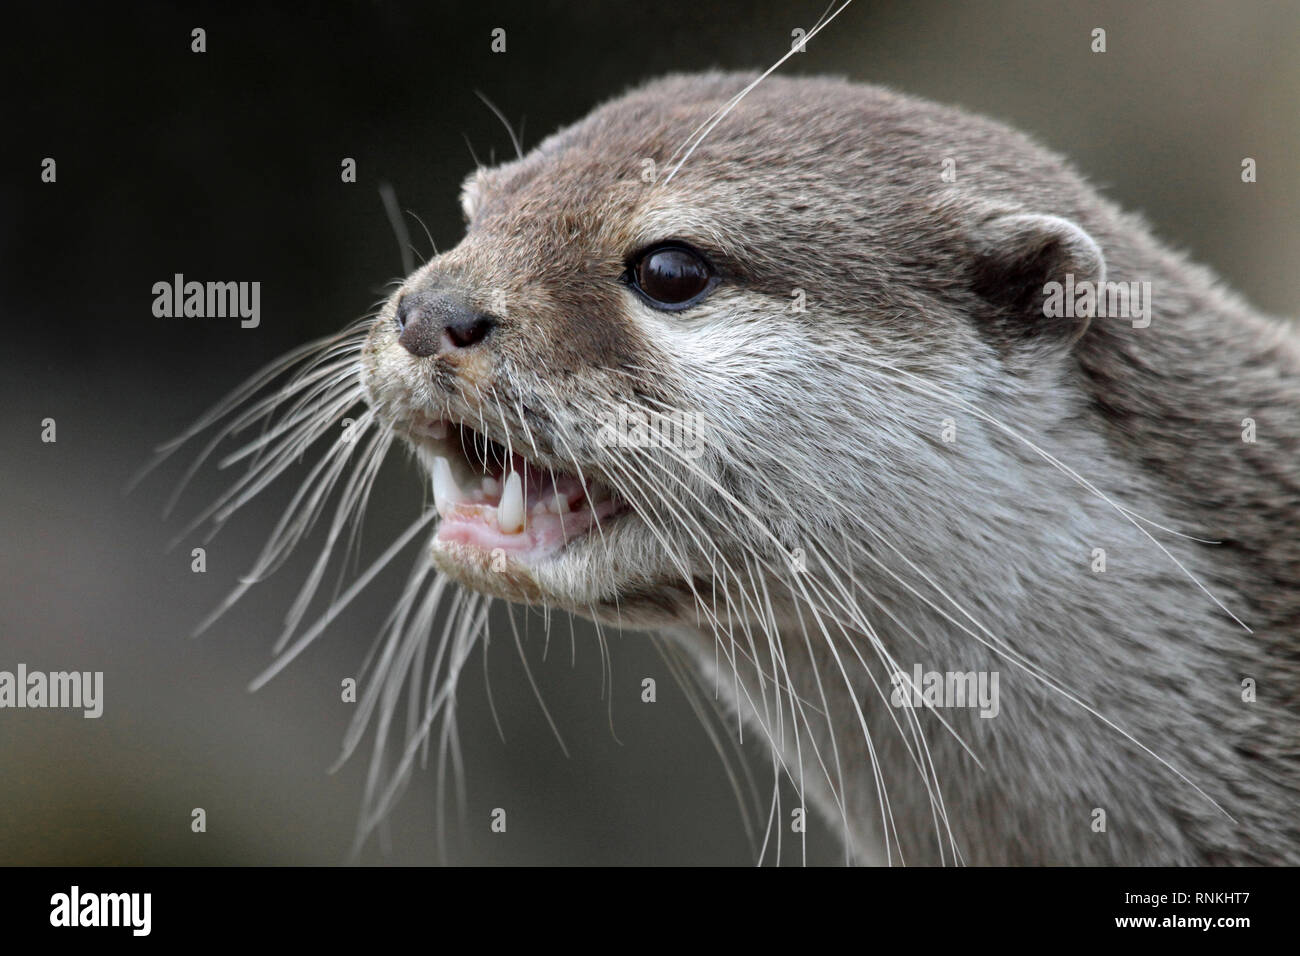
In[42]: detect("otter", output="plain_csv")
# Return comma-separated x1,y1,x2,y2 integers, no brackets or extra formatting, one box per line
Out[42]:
168,73,1300,865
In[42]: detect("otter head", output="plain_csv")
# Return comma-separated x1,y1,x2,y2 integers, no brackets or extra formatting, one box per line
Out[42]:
361,72,1110,630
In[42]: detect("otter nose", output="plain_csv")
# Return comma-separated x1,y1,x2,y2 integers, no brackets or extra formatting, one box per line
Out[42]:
395,290,497,357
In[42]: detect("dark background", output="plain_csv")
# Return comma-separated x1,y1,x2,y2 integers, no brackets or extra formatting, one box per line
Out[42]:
2,1,1297,864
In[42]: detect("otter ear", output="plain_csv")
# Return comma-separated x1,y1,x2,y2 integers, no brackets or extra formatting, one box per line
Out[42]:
968,212,1106,349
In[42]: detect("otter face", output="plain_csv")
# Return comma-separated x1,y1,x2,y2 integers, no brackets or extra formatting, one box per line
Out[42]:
360,73,1101,630
360,77,836,623
359,143,731,620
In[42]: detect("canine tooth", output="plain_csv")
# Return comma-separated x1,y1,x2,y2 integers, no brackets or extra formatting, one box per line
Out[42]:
498,471,525,533
432,456,464,514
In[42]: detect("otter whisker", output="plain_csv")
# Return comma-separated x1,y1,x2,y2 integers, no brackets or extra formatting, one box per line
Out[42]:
213,367,363,471
131,318,371,493
184,412,371,636
482,612,506,743
278,423,396,652
167,381,366,550
333,557,445,772
661,0,854,184
161,344,368,522
501,596,570,757
474,89,525,161
248,506,440,693
434,596,489,860
378,182,417,275
355,590,488,859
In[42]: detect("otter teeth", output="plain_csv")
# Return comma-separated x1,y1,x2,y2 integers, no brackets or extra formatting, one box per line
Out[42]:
431,456,465,515
497,471,525,534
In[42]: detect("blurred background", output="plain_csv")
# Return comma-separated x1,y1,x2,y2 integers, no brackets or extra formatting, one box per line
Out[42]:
2,0,1297,865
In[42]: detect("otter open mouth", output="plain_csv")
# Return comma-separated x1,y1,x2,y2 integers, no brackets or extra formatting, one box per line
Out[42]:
403,414,628,562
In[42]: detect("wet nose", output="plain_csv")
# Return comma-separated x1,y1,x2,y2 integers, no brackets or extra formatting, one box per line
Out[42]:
395,290,498,357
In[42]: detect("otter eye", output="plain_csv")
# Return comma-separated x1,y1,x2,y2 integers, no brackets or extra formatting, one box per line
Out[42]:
629,244,715,310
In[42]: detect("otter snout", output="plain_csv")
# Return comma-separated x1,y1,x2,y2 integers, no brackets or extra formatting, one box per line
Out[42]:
394,287,498,357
